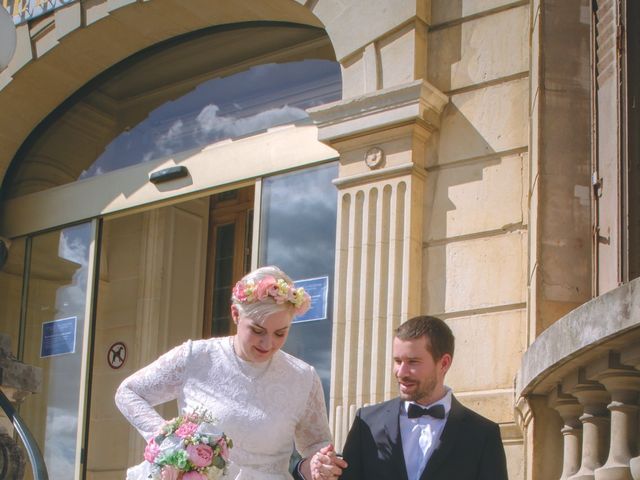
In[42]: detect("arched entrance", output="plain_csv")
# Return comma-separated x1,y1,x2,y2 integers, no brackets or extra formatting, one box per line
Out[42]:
0,11,342,479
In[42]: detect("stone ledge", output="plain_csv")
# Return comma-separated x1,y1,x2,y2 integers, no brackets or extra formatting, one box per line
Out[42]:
308,79,449,142
515,277,640,397
0,334,42,402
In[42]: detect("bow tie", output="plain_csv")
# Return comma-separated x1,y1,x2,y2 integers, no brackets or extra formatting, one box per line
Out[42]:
407,403,446,419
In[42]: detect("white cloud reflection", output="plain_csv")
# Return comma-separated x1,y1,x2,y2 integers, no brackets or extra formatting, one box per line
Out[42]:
197,104,307,138
44,407,77,480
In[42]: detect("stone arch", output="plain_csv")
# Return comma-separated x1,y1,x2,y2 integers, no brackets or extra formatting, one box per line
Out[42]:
0,0,329,186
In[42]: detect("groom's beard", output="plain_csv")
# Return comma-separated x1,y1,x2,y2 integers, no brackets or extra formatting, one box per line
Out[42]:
397,374,438,403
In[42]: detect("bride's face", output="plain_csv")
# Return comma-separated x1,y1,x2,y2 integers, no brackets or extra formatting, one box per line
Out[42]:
232,306,293,362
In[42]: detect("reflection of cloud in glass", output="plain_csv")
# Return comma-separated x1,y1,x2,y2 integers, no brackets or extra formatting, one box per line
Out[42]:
156,119,185,155
43,224,89,479
44,407,77,479
262,164,338,279
197,104,307,138
261,163,338,406
56,227,89,317
79,60,341,179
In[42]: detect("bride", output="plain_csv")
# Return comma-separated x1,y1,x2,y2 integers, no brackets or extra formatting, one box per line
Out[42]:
115,266,345,480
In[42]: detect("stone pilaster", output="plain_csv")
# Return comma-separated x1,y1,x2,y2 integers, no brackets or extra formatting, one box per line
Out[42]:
309,79,448,446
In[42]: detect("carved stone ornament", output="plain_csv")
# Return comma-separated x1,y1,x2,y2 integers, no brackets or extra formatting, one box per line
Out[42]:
364,147,385,169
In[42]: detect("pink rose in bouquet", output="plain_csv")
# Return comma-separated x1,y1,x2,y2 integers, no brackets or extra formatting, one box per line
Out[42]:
183,472,207,480
175,421,198,438
161,466,180,480
187,443,214,468
216,437,229,461
141,410,232,480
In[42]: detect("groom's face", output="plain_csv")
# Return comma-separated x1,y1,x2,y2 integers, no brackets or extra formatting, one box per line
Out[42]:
393,335,452,405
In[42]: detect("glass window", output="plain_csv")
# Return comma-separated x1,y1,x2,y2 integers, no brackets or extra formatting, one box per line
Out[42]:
18,223,94,480
259,162,338,405
80,60,341,180
5,24,341,199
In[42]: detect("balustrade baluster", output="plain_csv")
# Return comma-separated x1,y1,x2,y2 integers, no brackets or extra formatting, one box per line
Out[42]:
592,353,640,480
620,345,640,480
550,385,583,480
568,370,610,480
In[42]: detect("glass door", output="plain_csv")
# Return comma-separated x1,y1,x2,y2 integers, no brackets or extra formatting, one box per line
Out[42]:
18,221,99,480
259,162,338,405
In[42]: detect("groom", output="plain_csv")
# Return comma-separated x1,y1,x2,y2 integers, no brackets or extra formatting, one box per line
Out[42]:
322,315,508,480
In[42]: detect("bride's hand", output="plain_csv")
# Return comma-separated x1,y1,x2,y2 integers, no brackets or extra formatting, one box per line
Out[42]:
309,444,347,480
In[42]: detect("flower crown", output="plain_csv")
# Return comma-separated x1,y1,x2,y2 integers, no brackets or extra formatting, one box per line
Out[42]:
232,275,311,315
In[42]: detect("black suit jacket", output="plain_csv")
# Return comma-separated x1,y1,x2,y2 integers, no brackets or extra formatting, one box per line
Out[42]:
339,396,508,480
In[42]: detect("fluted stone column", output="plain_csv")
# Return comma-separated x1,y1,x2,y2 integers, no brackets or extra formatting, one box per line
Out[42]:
309,80,448,445
550,385,583,479
568,370,610,480
592,353,640,480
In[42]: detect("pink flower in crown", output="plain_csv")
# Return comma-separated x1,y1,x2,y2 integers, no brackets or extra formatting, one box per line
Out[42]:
183,472,207,480
161,466,181,480
175,421,198,438
144,437,160,463
255,276,277,301
186,443,214,468
232,282,248,302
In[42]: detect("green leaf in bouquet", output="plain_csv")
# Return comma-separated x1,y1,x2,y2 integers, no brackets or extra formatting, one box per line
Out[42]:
211,455,226,469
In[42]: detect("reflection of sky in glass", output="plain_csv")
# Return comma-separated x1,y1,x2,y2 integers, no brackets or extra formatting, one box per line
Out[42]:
80,60,341,179
260,163,338,405
30,223,92,480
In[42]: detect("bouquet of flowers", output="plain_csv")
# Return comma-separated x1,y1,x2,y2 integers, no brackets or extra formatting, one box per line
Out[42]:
141,410,232,480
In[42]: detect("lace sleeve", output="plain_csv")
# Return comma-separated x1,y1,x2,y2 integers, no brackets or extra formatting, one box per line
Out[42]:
114,340,192,440
294,369,332,458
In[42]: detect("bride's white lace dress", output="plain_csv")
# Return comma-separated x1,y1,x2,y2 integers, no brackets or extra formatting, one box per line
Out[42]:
115,336,331,480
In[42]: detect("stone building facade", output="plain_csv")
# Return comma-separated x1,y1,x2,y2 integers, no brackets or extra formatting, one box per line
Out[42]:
0,1,637,479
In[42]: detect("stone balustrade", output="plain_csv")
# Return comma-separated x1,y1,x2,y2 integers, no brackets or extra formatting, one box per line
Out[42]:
516,278,640,480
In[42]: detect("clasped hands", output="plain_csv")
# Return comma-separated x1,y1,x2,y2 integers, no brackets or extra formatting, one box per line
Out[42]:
304,444,348,480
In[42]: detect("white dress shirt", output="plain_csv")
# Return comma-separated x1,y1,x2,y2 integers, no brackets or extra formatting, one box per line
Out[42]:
400,388,453,480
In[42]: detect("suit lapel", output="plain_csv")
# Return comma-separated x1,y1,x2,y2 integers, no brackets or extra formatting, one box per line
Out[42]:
419,396,466,480
383,398,410,480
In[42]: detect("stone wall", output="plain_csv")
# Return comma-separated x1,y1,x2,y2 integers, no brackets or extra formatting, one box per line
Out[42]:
424,3,531,477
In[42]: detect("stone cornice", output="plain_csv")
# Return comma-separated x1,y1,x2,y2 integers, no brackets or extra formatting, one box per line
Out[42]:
332,162,426,189
308,79,449,143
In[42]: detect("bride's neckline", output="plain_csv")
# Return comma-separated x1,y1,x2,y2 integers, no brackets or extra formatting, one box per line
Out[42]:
228,336,273,382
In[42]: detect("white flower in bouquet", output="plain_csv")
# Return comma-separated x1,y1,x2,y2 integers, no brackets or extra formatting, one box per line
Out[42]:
197,422,224,443
158,434,183,456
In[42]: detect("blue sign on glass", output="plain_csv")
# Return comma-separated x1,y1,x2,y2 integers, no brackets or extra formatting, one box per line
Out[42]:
294,276,329,323
40,316,77,358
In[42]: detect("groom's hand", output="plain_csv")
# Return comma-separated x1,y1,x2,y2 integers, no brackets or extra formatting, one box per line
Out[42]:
310,444,348,480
